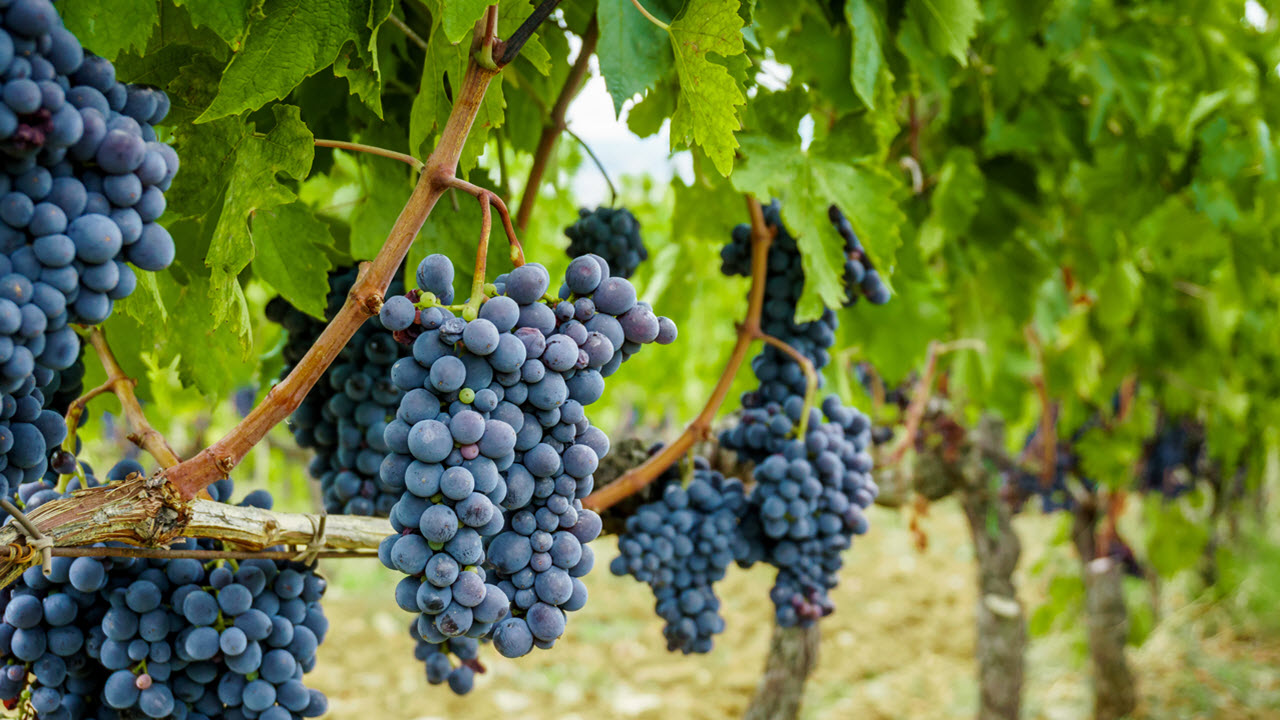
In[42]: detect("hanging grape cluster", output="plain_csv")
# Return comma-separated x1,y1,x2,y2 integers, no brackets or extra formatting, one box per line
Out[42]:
563,206,647,279
378,251,675,693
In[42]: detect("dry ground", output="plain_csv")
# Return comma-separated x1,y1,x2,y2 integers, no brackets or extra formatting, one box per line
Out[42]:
308,501,1280,720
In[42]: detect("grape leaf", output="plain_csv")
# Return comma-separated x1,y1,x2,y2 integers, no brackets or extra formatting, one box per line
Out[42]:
349,154,416,260
732,134,904,321
198,0,368,122
206,106,315,324
442,0,490,43
114,272,253,397
907,0,981,65
250,203,336,319
597,0,676,114
668,0,748,176
173,0,257,49
333,0,395,117
919,148,984,258
845,0,883,109
59,0,159,60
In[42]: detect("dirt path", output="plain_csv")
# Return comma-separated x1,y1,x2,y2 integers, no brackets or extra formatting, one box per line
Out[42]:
308,502,1280,719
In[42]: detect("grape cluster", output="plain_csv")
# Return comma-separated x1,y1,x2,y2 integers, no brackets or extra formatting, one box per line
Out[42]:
1139,416,1203,499
827,205,890,305
378,251,674,692
717,201,883,627
267,266,410,516
731,395,878,626
0,462,329,720
563,206,647,279
0,0,179,512
609,457,749,653
718,201,882,403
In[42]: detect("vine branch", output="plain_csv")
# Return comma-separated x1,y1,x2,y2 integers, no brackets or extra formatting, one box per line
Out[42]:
888,338,986,466
629,0,670,31
83,327,182,469
516,15,599,230
158,9,557,500
313,138,424,170
442,176,526,266
584,195,775,512
497,0,565,67
0,476,392,588
388,13,429,51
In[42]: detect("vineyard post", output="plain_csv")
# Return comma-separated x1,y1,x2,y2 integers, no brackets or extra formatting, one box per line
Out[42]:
1072,498,1137,720
962,416,1026,720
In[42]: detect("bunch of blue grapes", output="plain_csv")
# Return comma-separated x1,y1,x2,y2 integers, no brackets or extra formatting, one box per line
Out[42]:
609,456,750,653
827,205,890,305
563,206,647,279
716,201,884,627
377,251,674,693
267,266,410,516
0,461,329,720
731,395,878,626
0,0,180,511
718,201,883,404
1139,416,1203,499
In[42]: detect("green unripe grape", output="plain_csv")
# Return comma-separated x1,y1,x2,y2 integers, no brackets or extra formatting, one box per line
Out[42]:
459,388,476,404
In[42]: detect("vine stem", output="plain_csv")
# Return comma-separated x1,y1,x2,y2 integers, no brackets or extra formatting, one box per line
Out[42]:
313,138,424,171
1024,325,1057,489
887,338,986,466
758,333,818,437
443,176,526,266
44,547,379,561
629,0,670,31
584,195,775,512
497,0,564,67
85,327,183,469
463,193,493,319
387,13,429,52
565,127,617,207
162,14,512,500
516,16,599,231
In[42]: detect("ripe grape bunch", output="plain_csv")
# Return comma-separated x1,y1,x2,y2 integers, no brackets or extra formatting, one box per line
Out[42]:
378,251,675,693
0,0,179,510
719,201,882,628
267,266,410,516
609,456,750,654
718,201,886,404
563,206,647,279
0,462,329,720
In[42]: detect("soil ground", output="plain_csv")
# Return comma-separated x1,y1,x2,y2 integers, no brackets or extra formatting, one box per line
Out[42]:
308,501,1280,719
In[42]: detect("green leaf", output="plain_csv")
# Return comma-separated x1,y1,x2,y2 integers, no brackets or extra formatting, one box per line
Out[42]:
173,0,257,49
906,0,981,65
733,134,904,320
333,0,395,117
668,0,748,176
442,0,490,43
349,155,415,260
198,0,368,122
206,106,315,323
845,0,883,109
919,148,984,258
59,0,159,60
114,272,253,397
250,203,335,319
597,0,676,114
